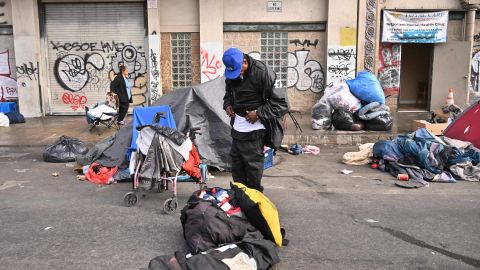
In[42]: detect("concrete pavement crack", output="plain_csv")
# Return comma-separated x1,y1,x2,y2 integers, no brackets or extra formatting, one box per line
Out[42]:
371,225,480,268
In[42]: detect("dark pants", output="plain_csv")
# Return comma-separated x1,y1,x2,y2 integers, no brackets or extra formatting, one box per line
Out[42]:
118,102,129,122
230,130,265,192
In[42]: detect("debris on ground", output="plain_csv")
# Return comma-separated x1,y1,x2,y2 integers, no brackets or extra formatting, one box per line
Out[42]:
52,172,60,177
14,168,29,173
341,169,353,175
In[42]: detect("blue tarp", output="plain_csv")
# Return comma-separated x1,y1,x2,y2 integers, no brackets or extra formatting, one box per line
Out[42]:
131,105,176,149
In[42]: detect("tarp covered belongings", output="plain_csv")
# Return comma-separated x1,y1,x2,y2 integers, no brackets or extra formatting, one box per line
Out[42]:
229,182,285,247
43,136,88,163
76,135,115,166
95,78,232,171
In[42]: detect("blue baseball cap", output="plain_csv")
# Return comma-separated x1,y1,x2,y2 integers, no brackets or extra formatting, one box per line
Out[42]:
222,48,244,79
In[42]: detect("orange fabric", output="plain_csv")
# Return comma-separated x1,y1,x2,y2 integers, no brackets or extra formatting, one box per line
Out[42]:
182,145,201,179
85,162,118,185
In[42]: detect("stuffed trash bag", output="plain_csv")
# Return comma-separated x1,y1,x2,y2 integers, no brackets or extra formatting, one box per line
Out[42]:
43,136,89,163
346,71,385,104
324,82,362,113
331,109,364,131
311,95,332,130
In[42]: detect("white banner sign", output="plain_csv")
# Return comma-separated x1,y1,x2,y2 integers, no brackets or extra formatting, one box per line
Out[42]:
382,11,449,43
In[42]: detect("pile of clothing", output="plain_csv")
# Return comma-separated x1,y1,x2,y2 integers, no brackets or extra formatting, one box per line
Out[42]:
373,128,480,186
312,71,392,131
147,183,287,270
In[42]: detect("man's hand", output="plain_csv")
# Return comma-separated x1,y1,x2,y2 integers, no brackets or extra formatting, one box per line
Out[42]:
245,110,258,124
225,106,235,118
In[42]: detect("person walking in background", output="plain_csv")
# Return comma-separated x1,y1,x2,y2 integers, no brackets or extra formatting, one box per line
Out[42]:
222,47,289,192
110,65,132,125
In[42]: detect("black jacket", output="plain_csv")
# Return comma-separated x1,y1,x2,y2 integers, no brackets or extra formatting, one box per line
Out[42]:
110,74,133,104
223,54,289,149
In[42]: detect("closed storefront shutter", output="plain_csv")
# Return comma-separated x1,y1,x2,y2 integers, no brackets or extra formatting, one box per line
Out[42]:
44,2,146,114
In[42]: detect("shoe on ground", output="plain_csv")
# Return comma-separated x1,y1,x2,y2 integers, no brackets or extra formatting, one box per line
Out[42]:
117,121,125,125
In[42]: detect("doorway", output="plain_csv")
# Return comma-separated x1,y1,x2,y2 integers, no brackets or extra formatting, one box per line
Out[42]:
398,44,433,111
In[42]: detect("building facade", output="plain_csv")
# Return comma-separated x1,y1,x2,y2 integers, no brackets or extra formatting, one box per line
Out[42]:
0,0,479,125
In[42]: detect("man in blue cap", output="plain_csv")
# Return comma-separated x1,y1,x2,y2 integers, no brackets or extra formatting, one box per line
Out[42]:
223,47,289,192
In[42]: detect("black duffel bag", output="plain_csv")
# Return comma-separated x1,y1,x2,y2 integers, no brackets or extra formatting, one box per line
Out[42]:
5,111,25,124
43,136,89,163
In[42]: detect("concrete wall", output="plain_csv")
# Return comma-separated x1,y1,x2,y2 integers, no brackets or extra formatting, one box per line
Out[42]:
12,0,41,117
160,0,200,32
223,0,328,22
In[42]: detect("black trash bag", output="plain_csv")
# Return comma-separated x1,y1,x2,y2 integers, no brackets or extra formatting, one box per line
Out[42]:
5,111,25,124
43,136,89,163
332,109,355,131
365,114,393,131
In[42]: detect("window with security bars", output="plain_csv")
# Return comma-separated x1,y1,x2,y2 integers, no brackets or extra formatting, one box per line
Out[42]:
171,33,192,88
260,32,288,88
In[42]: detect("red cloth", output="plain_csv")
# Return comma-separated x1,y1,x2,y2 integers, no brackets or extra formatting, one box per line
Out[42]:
182,145,201,180
85,162,118,185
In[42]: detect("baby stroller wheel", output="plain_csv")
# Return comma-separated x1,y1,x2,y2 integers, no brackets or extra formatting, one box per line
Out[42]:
124,192,138,207
163,198,178,214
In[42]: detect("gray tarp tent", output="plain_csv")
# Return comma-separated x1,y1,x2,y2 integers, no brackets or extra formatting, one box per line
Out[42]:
96,77,232,171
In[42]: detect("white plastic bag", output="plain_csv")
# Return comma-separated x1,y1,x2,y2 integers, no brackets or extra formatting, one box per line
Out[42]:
0,113,9,127
324,82,362,113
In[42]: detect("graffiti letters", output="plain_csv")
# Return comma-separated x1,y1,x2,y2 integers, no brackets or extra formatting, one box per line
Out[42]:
149,48,160,101
61,92,87,112
378,43,401,95
470,51,480,94
50,41,126,54
287,50,324,92
200,44,223,82
326,46,356,85
289,39,319,48
16,62,38,81
0,50,17,101
54,53,105,92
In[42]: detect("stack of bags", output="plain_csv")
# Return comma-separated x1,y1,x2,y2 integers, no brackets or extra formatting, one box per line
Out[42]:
312,71,392,131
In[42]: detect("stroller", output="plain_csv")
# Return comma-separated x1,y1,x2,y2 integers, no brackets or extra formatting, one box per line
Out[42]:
123,112,209,214
85,92,120,134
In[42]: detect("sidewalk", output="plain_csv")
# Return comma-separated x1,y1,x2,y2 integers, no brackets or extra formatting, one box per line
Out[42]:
0,112,425,147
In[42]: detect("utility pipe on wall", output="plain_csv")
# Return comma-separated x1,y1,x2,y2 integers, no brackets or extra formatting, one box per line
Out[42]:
466,8,476,42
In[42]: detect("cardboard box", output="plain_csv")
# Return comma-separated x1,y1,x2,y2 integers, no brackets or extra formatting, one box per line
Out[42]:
412,120,448,135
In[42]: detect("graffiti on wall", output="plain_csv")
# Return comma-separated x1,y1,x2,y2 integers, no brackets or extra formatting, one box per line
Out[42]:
54,53,105,92
289,39,318,48
470,37,480,95
148,34,161,101
200,43,224,83
364,0,377,72
0,50,17,102
50,40,148,111
62,92,87,112
287,50,324,92
378,43,401,95
247,38,324,92
326,46,356,86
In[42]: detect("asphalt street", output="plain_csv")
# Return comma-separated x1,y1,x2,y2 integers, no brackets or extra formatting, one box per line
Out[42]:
0,146,479,270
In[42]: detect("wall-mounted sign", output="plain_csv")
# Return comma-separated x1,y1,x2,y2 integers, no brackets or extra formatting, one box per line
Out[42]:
382,11,449,43
267,1,282,12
